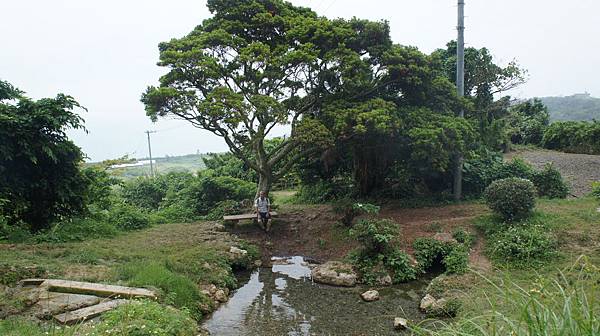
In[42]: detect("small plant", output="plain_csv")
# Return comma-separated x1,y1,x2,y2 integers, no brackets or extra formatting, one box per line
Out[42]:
592,181,600,200
452,228,475,247
531,164,569,198
385,248,418,282
484,177,536,221
93,300,197,336
442,246,469,274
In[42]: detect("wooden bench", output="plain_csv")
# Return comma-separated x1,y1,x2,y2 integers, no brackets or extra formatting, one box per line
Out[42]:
223,212,278,225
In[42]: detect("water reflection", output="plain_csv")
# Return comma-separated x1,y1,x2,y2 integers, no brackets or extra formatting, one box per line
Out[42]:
203,256,429,336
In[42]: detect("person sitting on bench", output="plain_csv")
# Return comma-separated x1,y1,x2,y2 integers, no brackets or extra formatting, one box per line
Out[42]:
254,191,272,231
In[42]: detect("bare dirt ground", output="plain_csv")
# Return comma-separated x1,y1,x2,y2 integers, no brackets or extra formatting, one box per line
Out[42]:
506,148,600,197
232,202,490,269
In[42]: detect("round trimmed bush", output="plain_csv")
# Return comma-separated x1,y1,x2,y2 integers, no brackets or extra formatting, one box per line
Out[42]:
484,178,536,221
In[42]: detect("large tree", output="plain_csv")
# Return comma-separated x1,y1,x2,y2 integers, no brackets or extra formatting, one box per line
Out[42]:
142,0,391,194
0,80,88,231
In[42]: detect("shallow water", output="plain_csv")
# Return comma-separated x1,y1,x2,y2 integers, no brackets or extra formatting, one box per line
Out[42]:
203,256,431,336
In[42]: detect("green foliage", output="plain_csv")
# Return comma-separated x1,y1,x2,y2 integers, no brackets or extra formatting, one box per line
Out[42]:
295,180,352,204
507,98,550,145
484,178,536,221
542,120,600,154
94,300,197,336
487,224,557,267
34,216,119,243
350,219,398,253
349,218,418,284
0,80,88,232
81,166,120,210
121,177,168,210
531,164,569,198
413,238,469,274
452,228,475,247
205,200,242,221
117,261,209,320
442,246,469,274
175,174,254,216
108,202,151,231
165,248,237,289
0,264,46,286
203,152,256,183
592,181,600,199
425,297,462,318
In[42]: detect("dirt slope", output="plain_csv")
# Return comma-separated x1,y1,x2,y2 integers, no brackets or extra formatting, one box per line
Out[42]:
506,148,600,197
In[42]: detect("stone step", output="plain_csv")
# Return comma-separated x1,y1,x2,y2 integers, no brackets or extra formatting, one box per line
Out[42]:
54,299,128,324
42,279,156,299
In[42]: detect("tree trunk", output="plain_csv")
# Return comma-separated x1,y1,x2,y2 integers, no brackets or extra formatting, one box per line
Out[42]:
257,167,273,197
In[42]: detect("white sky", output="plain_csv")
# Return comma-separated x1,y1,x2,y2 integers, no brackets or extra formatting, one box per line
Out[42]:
2,0,599,161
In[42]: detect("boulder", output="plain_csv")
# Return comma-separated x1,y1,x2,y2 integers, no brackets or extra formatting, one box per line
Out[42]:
393,317,408,330
229,246,248,259
214,289,228,303
361,290,379,302
419,294,436,311
311,261,357,287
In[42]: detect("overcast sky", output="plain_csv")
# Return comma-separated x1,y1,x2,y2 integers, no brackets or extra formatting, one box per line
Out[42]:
2,0,599,161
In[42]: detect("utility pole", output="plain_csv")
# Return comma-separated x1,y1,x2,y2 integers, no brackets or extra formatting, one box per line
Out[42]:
145,130,157,177
453,0,465,201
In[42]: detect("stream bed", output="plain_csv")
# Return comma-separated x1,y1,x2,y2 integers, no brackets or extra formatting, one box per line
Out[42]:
203,256,432,335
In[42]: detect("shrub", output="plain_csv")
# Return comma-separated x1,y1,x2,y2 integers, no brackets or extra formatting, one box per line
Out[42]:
452,228,475,247
531,164,569,198
34,216,119,243
492,158,535,181
591,181,600,200
205,200,242,221
484,178,536,221
350,219,398,253
385,248,418,282
487,224,557,266
173,175,254,216
108,203,151,231
93,300,197,336
121,177,167,210
442,246,469,274
413,238,468,275
117,261,210,320
542,120,600,154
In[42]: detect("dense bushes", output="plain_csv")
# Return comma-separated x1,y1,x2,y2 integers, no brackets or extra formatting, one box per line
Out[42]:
542,120,600,154
463,154,569,199
412,237,470,275
348,216,418,284
476,213,558,267
591,182,600,200
484,178,536,221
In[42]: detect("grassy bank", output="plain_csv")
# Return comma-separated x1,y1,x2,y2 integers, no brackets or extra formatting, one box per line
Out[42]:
0,220,258,334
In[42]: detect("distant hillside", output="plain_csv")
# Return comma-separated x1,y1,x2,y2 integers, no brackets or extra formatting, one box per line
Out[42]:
107,153,208,179
539,93,600,121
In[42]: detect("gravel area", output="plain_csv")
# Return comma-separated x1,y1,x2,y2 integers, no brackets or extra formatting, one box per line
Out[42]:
506,149,600,197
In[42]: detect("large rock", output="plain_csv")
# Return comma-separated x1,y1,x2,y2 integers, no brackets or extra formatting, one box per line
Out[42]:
419,294,436,311
376,274,392,286
229,246,248,259
360,290,379,302
394,317,408,330
311,261,357,287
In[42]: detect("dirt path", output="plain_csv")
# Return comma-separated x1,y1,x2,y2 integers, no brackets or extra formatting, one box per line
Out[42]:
506,148,600,197
233,202,489,268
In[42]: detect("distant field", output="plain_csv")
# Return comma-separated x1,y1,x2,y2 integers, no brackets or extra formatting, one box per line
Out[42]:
107,154,209,179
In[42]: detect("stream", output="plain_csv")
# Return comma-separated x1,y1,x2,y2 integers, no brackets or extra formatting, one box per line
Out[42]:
203,256,432,335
